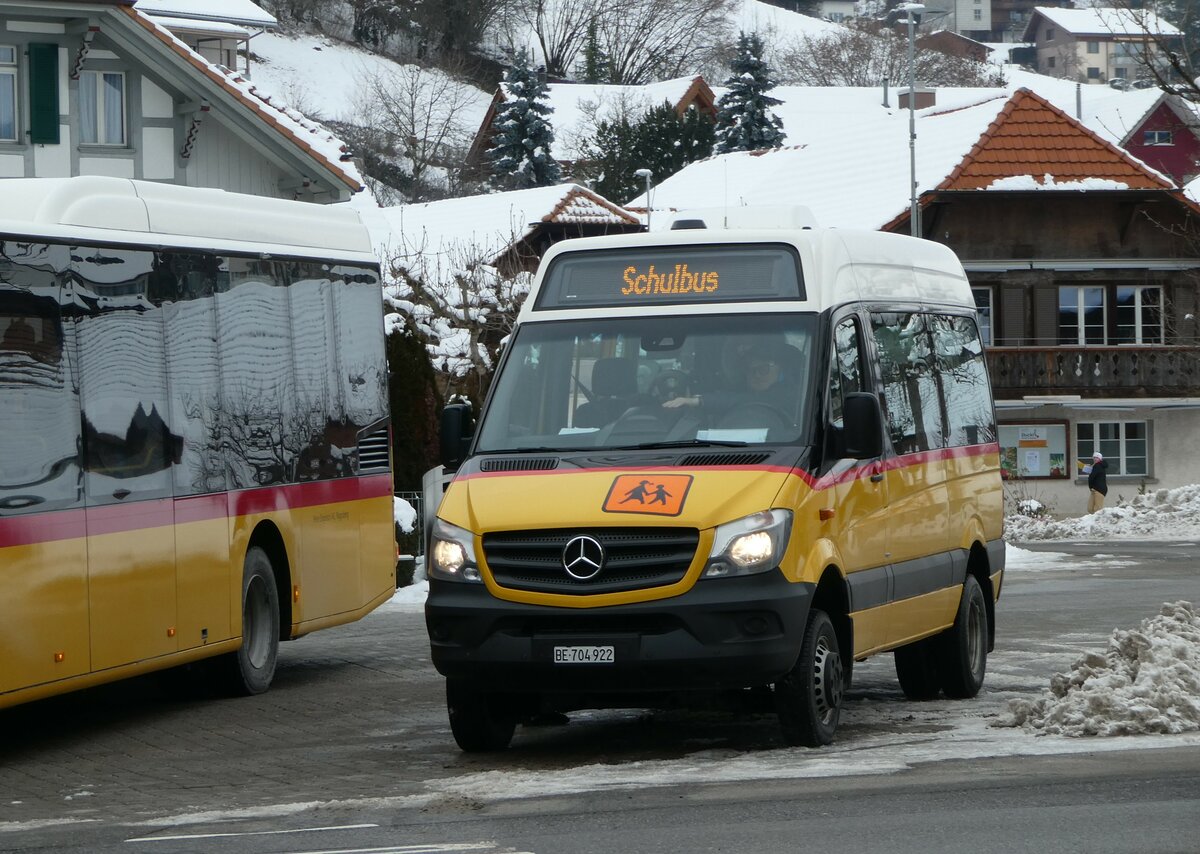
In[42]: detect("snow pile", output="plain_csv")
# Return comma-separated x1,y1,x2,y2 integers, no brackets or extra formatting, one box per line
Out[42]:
1005,484,1200,541
393,496,417,534
1005,602,1200,736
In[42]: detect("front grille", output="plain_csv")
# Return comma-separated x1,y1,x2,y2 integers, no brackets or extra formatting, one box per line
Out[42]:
678,452,772,467
482,527,700,595
480,457,559,472
356,427,390,474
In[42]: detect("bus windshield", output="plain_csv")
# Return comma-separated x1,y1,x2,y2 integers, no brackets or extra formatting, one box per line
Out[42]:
476,313,817,453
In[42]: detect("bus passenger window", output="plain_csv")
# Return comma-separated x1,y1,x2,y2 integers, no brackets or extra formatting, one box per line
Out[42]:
870,312,944,455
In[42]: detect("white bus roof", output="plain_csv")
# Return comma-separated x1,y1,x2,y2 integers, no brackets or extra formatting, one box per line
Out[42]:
519,208,973,322
0,177,376,263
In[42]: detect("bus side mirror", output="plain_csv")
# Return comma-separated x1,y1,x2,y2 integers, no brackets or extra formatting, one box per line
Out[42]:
439,403,473,470
842,393,883,460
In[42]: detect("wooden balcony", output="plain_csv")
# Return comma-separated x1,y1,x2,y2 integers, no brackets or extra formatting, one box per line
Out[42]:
986,346,1200,398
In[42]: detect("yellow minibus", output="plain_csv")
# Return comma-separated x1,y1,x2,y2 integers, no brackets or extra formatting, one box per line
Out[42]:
425,207,1003,751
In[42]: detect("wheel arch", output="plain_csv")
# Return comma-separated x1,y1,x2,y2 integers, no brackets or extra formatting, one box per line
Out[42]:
966,540,995,652
812,563,853,685
247,520,293,640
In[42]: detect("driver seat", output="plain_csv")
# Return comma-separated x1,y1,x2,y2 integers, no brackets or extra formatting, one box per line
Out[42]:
575,358,638,428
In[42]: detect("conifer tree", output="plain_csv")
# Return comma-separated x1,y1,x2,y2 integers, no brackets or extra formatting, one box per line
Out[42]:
579,22,611,83
487,52,562,190
713,32,786,154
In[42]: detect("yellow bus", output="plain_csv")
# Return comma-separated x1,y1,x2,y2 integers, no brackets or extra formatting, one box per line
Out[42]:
426,207,1004,751
0,177,394,708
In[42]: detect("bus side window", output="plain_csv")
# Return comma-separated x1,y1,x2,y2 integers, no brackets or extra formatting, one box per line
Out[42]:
869,312,944,455
930,314,997,447
828,316,864,429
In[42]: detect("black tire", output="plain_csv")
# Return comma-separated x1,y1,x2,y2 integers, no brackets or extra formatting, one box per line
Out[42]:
446,679,517,752
224,546,280,696
775,609,844,747
937,574,988,699
894,637,941,700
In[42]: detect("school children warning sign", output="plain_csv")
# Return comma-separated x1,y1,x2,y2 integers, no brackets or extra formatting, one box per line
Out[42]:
602,474,693,517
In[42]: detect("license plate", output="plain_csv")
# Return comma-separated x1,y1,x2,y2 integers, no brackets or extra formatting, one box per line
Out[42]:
553,645,615,664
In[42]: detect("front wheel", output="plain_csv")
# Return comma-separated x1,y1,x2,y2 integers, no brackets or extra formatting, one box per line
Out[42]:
775,609,844,747
223,546,280,696
937,575,988,699
447,679,517,752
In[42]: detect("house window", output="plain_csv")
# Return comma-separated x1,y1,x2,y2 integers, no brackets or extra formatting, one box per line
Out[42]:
1114,285,1163,344
1059,286,1105,344
1087,40,1100,54
1144,129,1173,146
0,45,16,143
972,286,993,345
1048,56,1056,69
1077,421,1149,476
973,9,982,20
1114,67,1129,79
1046,27,1055,40
1087,67,1101,79
79,70,126,145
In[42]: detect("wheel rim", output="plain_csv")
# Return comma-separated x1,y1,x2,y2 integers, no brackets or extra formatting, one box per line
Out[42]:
244,574,272,669
967,598,985,677
813,635,844,724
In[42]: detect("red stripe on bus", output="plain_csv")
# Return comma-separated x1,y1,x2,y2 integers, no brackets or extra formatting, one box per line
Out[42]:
0,474,394,548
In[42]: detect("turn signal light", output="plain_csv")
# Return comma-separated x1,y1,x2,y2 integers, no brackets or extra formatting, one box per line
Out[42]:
54,652,65,663
293,585,300,603
167,627,176,638
819,508,836,521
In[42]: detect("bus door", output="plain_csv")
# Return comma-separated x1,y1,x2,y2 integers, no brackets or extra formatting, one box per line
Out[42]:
869,312,952,648
0,244,90,692
827,314,891,655
73,248,179,670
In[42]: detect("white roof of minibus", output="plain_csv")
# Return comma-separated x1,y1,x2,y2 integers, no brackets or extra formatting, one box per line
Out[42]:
0,176,376,262
518,214,973,322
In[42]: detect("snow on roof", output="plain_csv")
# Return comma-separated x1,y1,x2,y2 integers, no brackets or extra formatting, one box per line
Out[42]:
374,184,639,268
632,72,1181,229
146,15,250,38
1029,5,1180,38
133,0,277,29
731,0,845,45
123,8,362,193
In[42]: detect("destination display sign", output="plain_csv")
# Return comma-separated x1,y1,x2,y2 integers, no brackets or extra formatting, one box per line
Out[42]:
534,244,804,309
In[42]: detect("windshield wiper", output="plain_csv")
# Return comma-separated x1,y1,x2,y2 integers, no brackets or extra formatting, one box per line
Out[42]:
613,439,750,450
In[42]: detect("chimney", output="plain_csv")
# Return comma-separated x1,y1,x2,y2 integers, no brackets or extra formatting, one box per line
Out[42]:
898,86,936,110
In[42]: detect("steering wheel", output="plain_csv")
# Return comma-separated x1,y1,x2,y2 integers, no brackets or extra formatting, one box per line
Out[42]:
649,369,692,402
715,402,792,435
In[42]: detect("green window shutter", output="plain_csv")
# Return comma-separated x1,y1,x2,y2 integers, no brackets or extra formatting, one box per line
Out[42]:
28,43,60,145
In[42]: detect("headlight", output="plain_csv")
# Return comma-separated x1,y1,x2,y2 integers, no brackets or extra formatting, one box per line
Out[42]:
428,518,482,583
702,509,793,579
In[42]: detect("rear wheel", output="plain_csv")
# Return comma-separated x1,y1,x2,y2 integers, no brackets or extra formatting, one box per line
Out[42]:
447,679,517,752
775,609,844,747
937,575,988,699
894,637,941,700
223,546,280,696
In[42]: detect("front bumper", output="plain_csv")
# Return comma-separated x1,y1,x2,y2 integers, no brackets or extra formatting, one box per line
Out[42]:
425,571,813,694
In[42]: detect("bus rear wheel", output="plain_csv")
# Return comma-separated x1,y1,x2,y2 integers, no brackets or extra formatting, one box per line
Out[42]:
775,608,843,747
223,546,280,696
937,575,988,699
446,679,517,752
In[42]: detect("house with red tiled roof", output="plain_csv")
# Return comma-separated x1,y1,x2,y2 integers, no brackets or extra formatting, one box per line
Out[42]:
0,0,360,202
1111,93,1200,187
644,86,1200,509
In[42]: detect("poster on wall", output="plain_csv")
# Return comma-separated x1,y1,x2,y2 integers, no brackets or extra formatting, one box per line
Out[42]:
998,423,1069,479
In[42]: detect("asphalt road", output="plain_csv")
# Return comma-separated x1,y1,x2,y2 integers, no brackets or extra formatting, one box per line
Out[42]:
2,538,1199,853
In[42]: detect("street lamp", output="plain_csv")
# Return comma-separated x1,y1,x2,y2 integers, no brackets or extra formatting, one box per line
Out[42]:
897,2,925,238
634,168,653,231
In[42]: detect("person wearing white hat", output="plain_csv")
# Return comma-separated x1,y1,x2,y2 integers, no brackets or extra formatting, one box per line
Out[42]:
1087,451,1108,513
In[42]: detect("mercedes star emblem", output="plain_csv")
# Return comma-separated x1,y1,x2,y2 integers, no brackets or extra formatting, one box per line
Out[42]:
562,535,605,580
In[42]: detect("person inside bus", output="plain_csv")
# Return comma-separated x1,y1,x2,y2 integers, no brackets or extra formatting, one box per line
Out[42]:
662,341,800,428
